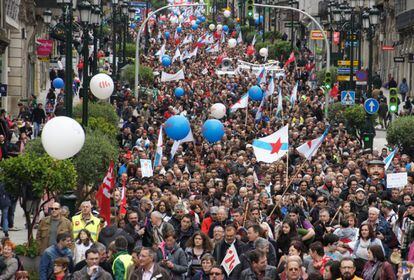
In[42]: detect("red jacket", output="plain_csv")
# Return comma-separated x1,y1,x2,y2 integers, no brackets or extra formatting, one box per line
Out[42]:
201,216,213,235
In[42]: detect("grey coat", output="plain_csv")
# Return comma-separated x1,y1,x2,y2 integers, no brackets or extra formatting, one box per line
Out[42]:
0,258,18,280
72,265,113,280
239,265,278,280
157,244,188,280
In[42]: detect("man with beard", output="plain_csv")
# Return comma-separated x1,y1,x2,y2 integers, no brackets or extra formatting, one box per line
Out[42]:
338,258,362,280
124,211,146,247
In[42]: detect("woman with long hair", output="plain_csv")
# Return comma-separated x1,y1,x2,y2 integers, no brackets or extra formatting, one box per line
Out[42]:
74,229,94,264
185,231,214,279
362,244,396,280
276,219,299,259
156,199,172,222
352,224,384,276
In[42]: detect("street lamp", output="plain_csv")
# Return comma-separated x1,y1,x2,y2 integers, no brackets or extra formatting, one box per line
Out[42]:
363,6,380,96
78,0,92,127
112,0,118,79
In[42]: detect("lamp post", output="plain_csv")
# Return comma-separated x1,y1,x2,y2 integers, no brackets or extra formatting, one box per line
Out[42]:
90,2,102,75
78,0,92,127
288,0,298,51
112,0,119,79
55,0,74,118
363,6,379,96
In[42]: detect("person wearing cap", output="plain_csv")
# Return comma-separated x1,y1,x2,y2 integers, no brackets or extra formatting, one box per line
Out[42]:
381,201,399,239
351,188,369,226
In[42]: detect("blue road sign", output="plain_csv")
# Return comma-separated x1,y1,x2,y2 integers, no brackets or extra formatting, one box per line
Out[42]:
341,91,355,105
364,98,379,114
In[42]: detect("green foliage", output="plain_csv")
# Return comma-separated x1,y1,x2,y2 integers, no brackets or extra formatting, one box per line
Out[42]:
87,117,118,138
387,116,414,157
254,40,291,60
317,67,338,85
0,153,77,199
15,240,39,258
124,43,136,59
72,130,118,188
328,103,367,138
263,31,282,42
74,102,119,127
121,64,154,87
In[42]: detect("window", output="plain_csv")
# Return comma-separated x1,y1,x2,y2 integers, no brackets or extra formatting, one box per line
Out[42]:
5,0,20,22
395,0,407,14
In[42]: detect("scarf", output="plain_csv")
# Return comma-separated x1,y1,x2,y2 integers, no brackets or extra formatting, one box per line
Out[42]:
363,261,382,280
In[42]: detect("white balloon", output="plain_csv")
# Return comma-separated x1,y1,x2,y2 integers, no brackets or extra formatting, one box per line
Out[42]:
216,24,223,31
170,16,178,24
90,73,114,100
41,116,85,160
223,10,231,18
228,38,237,48
209,24,215,31
259,48,268,57
178,15,184,22
210,103,226,119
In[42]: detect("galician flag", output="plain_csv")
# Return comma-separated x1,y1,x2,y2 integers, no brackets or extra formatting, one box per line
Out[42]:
171,128,194,159
276,86,283,117
256,66,266,84
296,126,330,160
265,76,275,97
153,127,163,168
252,125,289,163
290,82,298,107
255,98,265,122
230,94,248,113
155,43,166,62
206,42,219,53
384,148,398,170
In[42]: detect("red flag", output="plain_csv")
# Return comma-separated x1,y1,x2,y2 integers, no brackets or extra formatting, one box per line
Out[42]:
246,45,255,56
284,52,296,67
330,83,339,98
120,181,127,215
96,161,115,225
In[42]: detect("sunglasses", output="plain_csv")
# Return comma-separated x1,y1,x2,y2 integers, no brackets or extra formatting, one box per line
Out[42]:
51,207,60,210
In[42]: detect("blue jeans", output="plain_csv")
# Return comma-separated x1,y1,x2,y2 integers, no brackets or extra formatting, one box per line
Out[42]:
1,207,8,233
33,122,41,138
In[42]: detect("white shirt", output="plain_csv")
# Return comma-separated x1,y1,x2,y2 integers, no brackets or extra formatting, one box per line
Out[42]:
142,264,155,280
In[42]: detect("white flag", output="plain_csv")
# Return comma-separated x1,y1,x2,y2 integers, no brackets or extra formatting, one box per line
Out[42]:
251,34,256,46
230,94,248,113
221,243,241,275
172,47,181,63
155,43,166,62
265,76,275,97
237,31,243,43
153,127,163,168
171,129,194,159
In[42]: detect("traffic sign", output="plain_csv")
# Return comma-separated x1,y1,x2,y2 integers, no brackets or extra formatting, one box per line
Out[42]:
382,45,395,51
394,57,405,63
284,22,300,28
338,60,359,66
364,98,379,114
310,30,326,40
356,70,368,82
341,91,355,105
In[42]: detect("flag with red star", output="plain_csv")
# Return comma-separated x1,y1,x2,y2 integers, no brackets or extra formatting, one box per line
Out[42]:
296,126,330,160
252,125,289,163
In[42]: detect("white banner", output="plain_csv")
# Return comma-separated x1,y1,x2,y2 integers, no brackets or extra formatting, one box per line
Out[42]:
161,69,185,82
387,172,408,188
140,159,153,177
221,243,240,275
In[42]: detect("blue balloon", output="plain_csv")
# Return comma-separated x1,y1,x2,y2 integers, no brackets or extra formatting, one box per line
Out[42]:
202,119,225,143
248,85,263,101
130,23,136,29
196,19,201,25
197,16,203,21
164,31,170,39
259,15,264,23
255,18,260,25
161,55,171,67
222,25,229,32
191,24,198,30
177,26,182,33
201,16,206,22
175,87,185,97
53,78,64,89
165,115,191,140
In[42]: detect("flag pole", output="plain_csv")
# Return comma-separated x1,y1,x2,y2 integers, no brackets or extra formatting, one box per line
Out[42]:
245,102,249,128
281,158,307,196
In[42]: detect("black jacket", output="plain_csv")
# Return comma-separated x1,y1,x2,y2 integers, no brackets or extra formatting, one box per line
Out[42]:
213,239,246,280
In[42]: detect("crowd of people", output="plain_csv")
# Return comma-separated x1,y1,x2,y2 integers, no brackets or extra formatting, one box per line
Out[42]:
0,6,413,280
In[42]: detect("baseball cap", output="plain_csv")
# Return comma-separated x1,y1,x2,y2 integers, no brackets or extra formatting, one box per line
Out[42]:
356,188,366,194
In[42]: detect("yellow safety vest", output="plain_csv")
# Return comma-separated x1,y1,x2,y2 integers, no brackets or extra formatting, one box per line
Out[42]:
112,254,133,280
71,214,101,242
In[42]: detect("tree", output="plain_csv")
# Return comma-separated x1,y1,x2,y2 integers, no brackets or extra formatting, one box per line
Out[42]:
121,64,154,88
73,102,119,127
25,131,118,204
0,153,77,244
387,116,414,157
328,103,367,140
